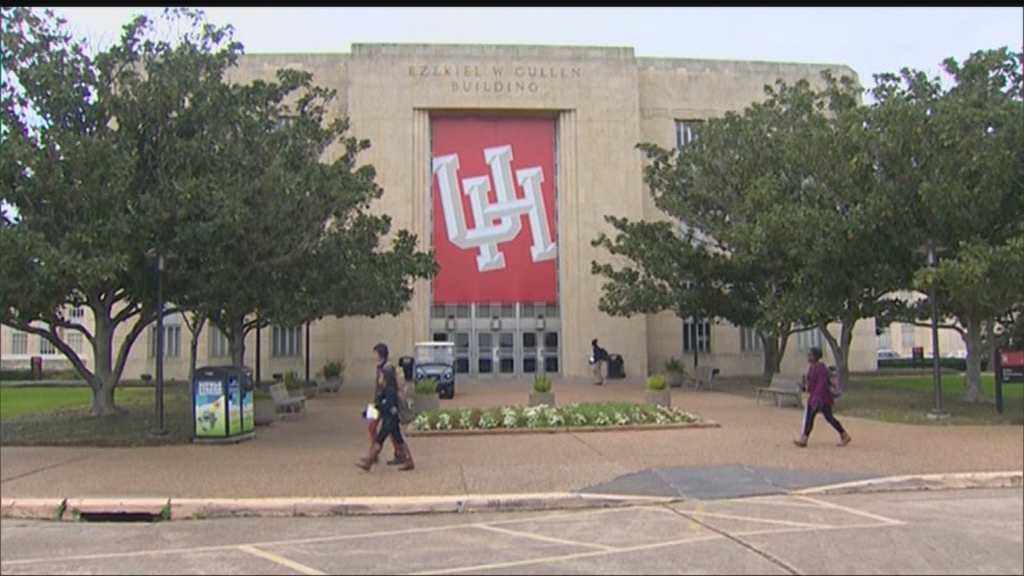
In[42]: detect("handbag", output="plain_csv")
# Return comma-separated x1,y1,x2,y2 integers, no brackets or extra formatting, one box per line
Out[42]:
363,404,379,421
398,397,415,425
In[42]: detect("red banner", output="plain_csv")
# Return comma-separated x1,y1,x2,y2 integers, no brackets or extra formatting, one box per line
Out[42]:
431,116,557,304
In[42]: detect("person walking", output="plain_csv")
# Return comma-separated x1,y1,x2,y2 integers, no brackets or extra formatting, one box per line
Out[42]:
357,345,415,471
590,338,610,385
794,347,852,448
365,343,405,466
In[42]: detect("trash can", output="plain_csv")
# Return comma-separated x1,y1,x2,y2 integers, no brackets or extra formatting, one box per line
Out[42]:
398,356,415,382
911,346,925,364
30,356,43,380
192,366,256,444
607,354,626,379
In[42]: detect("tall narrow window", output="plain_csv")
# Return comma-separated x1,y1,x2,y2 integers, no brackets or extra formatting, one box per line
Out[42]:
740,327,763,352
272,325,302,357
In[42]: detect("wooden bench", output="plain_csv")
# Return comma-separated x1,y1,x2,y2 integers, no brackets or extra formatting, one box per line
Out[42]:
269,383,305,416
756,376,804,408
693,365,717,391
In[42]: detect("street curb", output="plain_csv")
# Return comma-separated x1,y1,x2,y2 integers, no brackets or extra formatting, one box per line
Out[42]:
407,421,720,437
0,493,680,522
791,470,1024,496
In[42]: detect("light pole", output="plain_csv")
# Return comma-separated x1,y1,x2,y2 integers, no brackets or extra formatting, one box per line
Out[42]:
925,240,947,419
152,250,168,436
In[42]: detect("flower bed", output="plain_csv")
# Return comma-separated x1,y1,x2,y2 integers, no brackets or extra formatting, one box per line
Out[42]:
408,401,708,435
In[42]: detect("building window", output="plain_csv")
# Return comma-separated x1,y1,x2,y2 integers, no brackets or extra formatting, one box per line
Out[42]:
209,329,230,358
12,332,28,354
675,119,702,149
740,327,763,352
272,325,302,357
878,327,892,349
39,337,56,355
901,323,915,347
794,328,823,351
149,325,182,358
683,320,712,353
67,332,84,354
69,306,85,319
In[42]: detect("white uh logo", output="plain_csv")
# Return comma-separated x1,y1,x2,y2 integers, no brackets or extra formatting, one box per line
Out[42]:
433,145,557,273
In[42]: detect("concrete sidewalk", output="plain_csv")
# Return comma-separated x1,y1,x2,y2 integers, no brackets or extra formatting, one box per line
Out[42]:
1,379,1022,503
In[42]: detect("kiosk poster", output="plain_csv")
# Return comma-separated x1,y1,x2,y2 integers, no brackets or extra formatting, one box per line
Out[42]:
1000,351,1024,383
241,385,255,432
227,378,242,435
195,380,226,437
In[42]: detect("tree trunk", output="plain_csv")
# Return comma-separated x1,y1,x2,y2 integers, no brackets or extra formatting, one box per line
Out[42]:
820,320,855,391
984,320,996,374
759,334,781,382
89,313,126,416
187,315,206,384
963,315,984,403
228,315,247,367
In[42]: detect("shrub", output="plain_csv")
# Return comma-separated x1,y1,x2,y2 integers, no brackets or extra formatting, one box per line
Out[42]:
252,388,271,401
646,374,668,390
414,379,438,395
533,374,552,393
411,401,701,432
322,360,345,380
282,371,303,390
664,357,685,374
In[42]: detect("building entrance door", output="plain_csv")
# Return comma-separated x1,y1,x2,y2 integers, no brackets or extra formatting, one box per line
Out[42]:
430,303,560,378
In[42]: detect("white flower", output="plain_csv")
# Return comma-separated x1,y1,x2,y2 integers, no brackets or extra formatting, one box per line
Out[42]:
503,411,519,428
437,413,452,430
572,412,589,426
412,415,430,431
615,412,631,425
594,413,611,426
479,412,498,429
458,409,473,429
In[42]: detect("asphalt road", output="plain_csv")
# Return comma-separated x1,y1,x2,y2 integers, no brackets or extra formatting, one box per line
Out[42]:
1,488,1021,575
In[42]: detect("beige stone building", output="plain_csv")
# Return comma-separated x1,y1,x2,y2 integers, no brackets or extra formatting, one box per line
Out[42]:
1,44,880,383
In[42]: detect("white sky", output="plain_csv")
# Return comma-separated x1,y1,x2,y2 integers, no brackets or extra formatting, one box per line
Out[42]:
47,7,1023,85
4,7,1021,219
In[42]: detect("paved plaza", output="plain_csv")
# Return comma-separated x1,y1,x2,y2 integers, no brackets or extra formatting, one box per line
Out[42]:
2,488,1022,575
2,380,1022,501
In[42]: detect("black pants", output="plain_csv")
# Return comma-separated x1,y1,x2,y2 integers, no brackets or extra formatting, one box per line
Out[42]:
374,416,405,447
802,403,845,437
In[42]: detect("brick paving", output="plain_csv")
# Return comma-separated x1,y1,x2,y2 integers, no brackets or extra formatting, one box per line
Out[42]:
1,378,1021,500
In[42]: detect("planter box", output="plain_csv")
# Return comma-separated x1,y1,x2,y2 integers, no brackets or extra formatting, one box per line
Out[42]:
644,389,671,408
254,400,276,427
529,392,555,407
413,393,439,415
668,373,684,388
304,385,318,399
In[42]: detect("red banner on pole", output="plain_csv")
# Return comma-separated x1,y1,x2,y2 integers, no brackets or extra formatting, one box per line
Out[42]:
431,116,557,304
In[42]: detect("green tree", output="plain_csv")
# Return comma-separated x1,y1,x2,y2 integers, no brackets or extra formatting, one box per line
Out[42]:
0,8,240,415
605,73,906,386
873,47,1024,401
173,69,437,365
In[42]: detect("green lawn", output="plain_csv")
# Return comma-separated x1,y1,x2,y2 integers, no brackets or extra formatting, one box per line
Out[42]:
0,387,150,419
0,385,195,447
717,373,1024,426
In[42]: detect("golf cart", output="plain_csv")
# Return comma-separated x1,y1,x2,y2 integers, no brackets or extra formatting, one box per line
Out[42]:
413,341,455,399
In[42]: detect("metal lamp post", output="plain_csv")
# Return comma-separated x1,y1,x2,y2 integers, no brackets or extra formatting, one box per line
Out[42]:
925,240,947,419
152,250,168,436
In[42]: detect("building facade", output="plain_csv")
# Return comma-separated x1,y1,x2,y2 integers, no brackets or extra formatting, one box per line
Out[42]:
1,44,880,382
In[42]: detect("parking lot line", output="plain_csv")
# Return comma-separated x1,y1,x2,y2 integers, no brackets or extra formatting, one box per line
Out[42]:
792,495,905,526
473,524,618,551
408,534,726,576
236,545,325,575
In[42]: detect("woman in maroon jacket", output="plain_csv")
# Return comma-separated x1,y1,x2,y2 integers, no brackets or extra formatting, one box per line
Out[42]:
794,347,852,448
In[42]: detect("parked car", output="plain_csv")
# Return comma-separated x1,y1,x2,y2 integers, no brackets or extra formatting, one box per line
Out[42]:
877,349,901,360
943,349,968,359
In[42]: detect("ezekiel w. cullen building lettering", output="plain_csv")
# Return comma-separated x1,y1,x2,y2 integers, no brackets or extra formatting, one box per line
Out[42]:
0,44,880,383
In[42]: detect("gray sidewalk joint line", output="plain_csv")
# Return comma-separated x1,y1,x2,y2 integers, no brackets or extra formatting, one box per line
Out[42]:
793,495,905,526
0,455,95,485
663,506,803,576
